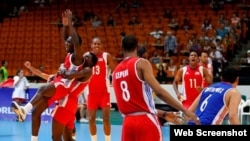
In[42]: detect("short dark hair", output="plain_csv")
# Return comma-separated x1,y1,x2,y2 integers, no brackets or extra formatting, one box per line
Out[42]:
122,35,138,52
89,52,98,67
221,67,239,83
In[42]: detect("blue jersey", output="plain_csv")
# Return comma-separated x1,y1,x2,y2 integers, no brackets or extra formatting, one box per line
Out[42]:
188,82,233,125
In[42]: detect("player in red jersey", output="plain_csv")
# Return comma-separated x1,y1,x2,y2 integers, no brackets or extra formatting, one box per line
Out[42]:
112,35,200,141
173,50,213,109
86,37,116,141
199,50,213,87
12,9,95,141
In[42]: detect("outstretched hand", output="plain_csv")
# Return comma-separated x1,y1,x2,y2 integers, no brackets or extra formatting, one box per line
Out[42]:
183,110,200,125
164,111,184,125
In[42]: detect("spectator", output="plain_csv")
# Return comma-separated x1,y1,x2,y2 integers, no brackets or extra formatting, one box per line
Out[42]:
201,18,213,31
128,15,141,26
218,13,226,24
164,31,178,57
83,10,95,22
11,69,29,122
155,64,168,84
0,60,8,83
131,0,140,8
215,22,229,39
91,15,102,28
167,58,178,77
149,50,161,65
116,0,129,13
181,18,193,31
240,49,250,65
209,0,223,15
168,18,179,31
107,15,116,27
149,26,164,39
163,8,173,20
72,11,83,27
231,12,241,29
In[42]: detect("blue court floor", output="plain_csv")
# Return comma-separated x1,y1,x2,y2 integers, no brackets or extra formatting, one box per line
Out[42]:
0,121,170,141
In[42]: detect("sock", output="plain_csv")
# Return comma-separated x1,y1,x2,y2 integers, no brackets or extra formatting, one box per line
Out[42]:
105,134,111,141
31,136,38,141
91,134,97,141
24,103,33,113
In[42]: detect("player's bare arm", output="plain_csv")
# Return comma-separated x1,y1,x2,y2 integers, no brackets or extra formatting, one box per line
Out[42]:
61,67,93,80
65,9,84,65
203,67,213,85
137,58,200,125
107,53,117,72
24,61,50,80
157,109,184,125
173,68,183,101
226,88,241,124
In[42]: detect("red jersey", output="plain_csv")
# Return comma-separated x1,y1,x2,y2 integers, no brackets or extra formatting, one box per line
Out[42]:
87,52,110,94
181,65,204,108
48,53,83,105
112,57,157,115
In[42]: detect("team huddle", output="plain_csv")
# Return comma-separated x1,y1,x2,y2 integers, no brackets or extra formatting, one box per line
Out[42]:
12,9,242,141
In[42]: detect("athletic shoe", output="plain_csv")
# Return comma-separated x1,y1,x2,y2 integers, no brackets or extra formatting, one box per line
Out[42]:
72,132,76,141
19,106,27,121
79,118,89,123
11,101,25,122
72,135,76,141
96,117,103,122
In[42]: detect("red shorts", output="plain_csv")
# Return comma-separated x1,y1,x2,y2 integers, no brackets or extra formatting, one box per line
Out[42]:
47,84,70,106
51,106,75,129
122,114,162,141
87,92,110,110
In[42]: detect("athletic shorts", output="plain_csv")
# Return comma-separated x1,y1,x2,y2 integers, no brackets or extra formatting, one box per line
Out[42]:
52,106,75,129
47,84,70,106
87,92,110,110
122,114,163,141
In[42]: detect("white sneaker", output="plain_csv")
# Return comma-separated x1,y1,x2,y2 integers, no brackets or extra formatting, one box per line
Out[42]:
80,118,89,123
96,117,103,122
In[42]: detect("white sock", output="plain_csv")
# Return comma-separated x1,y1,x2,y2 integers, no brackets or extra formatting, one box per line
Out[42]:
91,134,97,141
24,103,33,113
105,134,111,141
31,136,38,141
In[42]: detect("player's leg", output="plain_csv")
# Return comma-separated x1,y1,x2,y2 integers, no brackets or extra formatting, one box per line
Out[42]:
31,97,50,140
88,109,97,133
101,93,111,141
87,94,99,141
12,84,56,120
52,118,65,141
102,107,111,141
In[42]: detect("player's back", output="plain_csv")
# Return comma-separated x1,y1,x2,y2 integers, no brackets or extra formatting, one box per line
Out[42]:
112,57,157,115
189,82,233,125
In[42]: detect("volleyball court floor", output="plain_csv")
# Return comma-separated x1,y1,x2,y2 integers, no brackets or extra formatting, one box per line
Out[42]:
0,110,170,141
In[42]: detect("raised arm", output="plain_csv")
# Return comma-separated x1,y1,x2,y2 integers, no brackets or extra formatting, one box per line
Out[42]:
65,9,82,58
